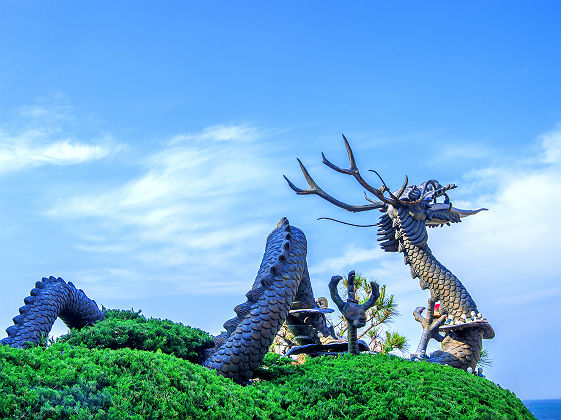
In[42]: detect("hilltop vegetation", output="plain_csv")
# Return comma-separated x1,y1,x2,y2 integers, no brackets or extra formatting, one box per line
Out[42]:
57,309,214,364
0,310,533,419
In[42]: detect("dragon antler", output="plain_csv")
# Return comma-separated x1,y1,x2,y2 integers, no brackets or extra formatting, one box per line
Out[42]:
284,134,418,212
283,157,383,213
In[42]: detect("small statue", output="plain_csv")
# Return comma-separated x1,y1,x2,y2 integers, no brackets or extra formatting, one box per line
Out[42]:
412,298,447,359
329,271,379,354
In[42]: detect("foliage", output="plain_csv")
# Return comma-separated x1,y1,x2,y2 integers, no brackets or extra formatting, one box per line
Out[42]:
0,342,275,419
58,309,214,363
332,273,408,354
270,274,408,356
0,310,531,419
253,353,534,419
24,332,54,349
381,331,408,355
477,347,493,370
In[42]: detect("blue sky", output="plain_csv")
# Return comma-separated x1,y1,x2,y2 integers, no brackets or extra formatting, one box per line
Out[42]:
1,1,560,400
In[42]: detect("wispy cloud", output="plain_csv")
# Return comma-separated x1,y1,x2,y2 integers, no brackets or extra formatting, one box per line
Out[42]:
540,125,561,164
432,142,495,162
169,124,261,144
48,124,291,298
0,134,112,172
50,124,280,225
309,245,384,274
0,100,119,173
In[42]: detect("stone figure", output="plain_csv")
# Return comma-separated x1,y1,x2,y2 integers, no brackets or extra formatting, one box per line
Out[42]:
328,270,378,354
1,276,105,348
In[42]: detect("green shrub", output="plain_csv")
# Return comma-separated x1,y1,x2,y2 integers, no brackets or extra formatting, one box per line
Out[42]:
252,353,534,419
0,343,274,419
0,311,533,419
58,309,213,363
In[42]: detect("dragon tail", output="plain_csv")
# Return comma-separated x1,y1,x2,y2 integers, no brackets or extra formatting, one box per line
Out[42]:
1,276,105,348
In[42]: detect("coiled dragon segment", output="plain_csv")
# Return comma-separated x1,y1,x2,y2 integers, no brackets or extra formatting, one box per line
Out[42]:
382,209,478,320
429,327,484,369
1,276,104,348
202,217,332,383
2,219,331,383
285,134,495,370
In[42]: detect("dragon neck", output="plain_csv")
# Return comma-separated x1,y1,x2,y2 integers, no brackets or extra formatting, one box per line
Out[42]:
401,240,478,320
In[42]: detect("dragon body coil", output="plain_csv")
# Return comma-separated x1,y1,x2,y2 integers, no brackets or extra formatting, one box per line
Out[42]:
1,276,104,348
2,219,330,383
202,218,331,382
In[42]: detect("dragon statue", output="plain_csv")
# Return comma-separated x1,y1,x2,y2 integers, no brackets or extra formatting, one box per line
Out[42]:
284,135,494,370
1,135,494,383
1,218,333,384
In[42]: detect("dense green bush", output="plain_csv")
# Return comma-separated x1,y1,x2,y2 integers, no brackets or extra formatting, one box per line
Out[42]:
58,309,214,363
252,353,533,419
0,342,274,419
0,311,533,419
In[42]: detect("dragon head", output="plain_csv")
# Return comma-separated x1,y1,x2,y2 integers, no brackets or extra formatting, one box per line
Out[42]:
377,178,486,252
391,179,486,228
284,135,486,252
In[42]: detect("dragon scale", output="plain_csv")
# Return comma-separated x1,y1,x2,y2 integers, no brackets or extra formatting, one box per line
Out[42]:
1,276,105,348
383,207,478,319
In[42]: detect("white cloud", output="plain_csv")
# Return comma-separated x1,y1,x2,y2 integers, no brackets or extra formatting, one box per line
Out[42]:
0,133,114,173
47,124,290,297
309,245,385,274
436,128,561,283
39,141,109,162
169,124,260,144
50,124,279,223
0,100,118,173
540,126,561,164
433,142,495,162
